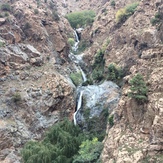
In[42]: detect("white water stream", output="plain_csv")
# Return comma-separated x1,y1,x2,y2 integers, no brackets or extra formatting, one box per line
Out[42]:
71,29,86,125
73,91,83,125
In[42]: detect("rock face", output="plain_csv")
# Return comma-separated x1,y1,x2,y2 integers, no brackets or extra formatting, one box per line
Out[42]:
0,0,163,162
0,0,76,162
75,81,120,125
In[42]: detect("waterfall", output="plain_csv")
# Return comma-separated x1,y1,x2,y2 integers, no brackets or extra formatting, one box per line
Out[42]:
80,67,87,82
74,91,83,125
73,30,80,51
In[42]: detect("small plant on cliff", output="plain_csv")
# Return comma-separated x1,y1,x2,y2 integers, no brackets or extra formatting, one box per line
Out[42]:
52,10,60,21
116,2,139,23
68,38,75,47
1,3,11,12
0,41,5,47
23,22,31,30
12,93,21,103
92,49,105,82
128,74,148,103
70,72,83,86
107,63,123,83
110,0,116,7
34,9,39,14
65,10,95,28
150,12,162,26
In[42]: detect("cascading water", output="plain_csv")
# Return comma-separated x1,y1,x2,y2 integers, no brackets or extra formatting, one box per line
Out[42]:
70,28,120,126
79,67,87,82
73,91,83,125
72,30,80,52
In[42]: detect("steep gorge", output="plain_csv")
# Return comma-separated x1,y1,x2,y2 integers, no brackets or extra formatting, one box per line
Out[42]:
0,0,163,163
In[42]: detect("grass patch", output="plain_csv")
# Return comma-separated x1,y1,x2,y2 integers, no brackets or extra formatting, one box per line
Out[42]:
70,72,83,86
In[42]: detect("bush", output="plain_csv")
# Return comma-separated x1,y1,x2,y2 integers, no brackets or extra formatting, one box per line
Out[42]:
91,49,105,82
78,40,90,53
110,0,116,7
68,38,75,47
116,2,139,23
23,22,31,30
108,115,114,127
128,74,148,103
1,3,11,11
12,93,21,103
52,11,60,21
73,138,103,163
0,41,5,47
34,9,39,14
151,12,161,26
65,10,95,28
107,63,123,82
70,72,83,86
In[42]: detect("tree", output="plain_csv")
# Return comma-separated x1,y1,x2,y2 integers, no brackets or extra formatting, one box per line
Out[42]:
73,138,103,163
128,74,148,103
21,119,85,163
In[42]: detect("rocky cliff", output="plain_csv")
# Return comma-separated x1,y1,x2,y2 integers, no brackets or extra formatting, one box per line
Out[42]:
0,0,163,162
0,0,77,162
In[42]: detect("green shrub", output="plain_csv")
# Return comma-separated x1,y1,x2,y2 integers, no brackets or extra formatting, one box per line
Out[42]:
91,49,105,82
93,49,105,66
34,9,39,14
110,0,116,7
52,11,60,21
23,22,31,30
68,38,75,46
0,41,5,47
70,72,83,86
128,74,148,103
12,93,21,103
116,2,139,23
108,115,114,127
4,12,9,17
107,63,123,82
65,10,95,28
78,40,90,53
92,68,104,81
1,3,11,11
73,138,103,163
151,12,161,26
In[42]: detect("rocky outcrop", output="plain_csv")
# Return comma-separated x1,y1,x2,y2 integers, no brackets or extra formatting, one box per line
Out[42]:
0,0,76,162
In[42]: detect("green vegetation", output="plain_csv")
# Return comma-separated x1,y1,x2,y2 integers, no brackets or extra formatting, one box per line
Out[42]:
116,2,139,23
107,63,123,85
151,12,162,26
73,138,103,163
70,72,83,86
0,41,5,47
68,38,75,47
77,40,90,53
85,108,108,141
23,22,31,30
34,9,39,14
110,0,116,7
65,10,95,28
12,93,21,103
21,119,86,163
52,11,60,21
128,74,148,103
108,115,114,127
1,3,11,12
92,49,105,82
